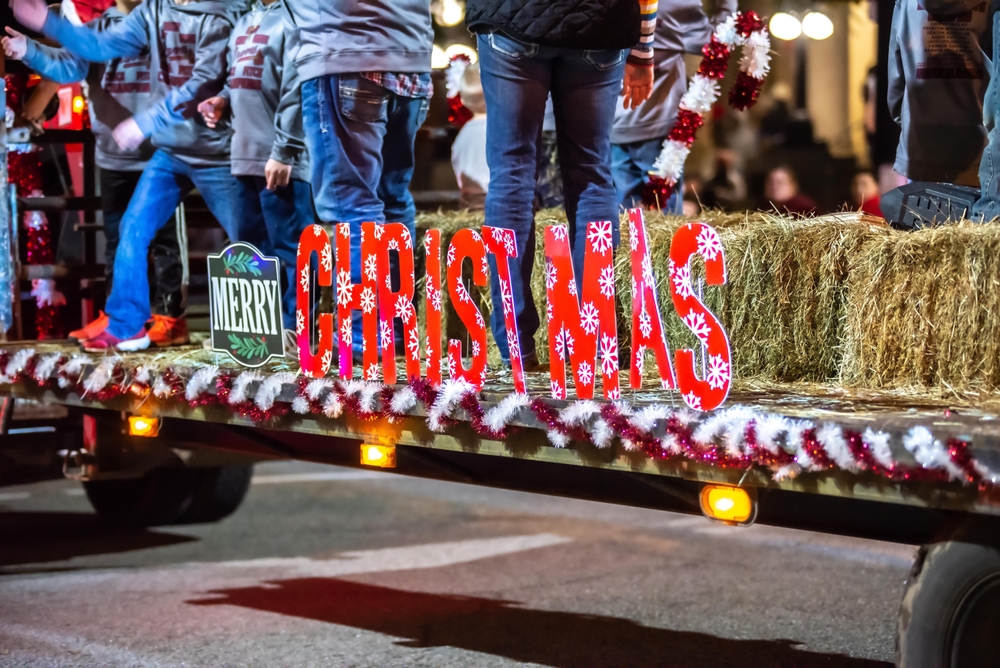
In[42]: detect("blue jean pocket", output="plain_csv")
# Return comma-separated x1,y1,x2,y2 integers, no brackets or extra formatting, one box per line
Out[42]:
584,48,626,71
489,31,539,59
338,76,389,123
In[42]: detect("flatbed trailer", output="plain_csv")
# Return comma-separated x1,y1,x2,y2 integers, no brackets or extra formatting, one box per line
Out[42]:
1,340,1000,667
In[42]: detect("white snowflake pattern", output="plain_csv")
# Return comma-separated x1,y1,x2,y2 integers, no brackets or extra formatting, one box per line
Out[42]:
320,245,332,272
387,238,399,251
312,224,323,237
546,302,554,323
364,255,378,281
384,274,392,290
501,282,514,316
472,340,481,357
321,349,332,372
568,278,578,297
475,310,485,329
480,255,489,277
600,333,618,377
555,327,575,358
299,265,310,293
683,391,702,410
697,226,723,261
607,386,621,400
404,233,412,249
545,260,558,290
296,309,305,336
587,221,613,255
577,361,594,387
550,380,566,399
339,223,350,238
360,286,376,313
507,331,521,360
366,363,379,380
427,285,442,312
580,302,600,335
490,227,506,244
631,276,638,298
550,225,568,243
340,318,353,347
373,225,385,240
456,276,471,303
425,335,434,361
424,234,433,253
638,307,653,338
407,329,420,358
447,244,456,267
480,368,489,386
395,295,413,322
642,255,655,290
502,231,515,256
448,354,457,378
628,221,639,252
706,353,731,390
336,270,353,307
671,262,694,299
380,321,393,348
634,345,646,375
682,310,711,343
599,266,615,298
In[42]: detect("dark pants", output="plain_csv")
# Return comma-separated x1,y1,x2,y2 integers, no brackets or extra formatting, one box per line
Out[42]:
99,168,183,317
234,175,315,330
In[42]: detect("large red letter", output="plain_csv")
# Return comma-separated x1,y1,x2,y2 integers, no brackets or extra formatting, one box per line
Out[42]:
377,223,419,384
334,222,379,380
628,208,675,390
669,222,731,411
424,230,443,385
544,222,620,400
296,224,333,378
482,226,525,393
447,229,489,389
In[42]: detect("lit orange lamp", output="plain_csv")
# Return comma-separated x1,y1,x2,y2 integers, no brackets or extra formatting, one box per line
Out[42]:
699,484,756,525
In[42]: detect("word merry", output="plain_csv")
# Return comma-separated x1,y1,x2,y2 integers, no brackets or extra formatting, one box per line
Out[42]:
296,209,732,411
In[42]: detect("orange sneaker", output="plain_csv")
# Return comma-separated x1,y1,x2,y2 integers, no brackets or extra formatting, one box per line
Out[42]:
147,315,190,347
69,312,109,342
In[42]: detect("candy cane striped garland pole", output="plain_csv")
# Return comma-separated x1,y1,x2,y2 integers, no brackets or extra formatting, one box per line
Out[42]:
645,12,772,207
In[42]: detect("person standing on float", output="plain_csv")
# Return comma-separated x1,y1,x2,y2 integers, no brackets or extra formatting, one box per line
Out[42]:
464,0,656,368
611,0,736,211
11,0,246,352
285,0,433,359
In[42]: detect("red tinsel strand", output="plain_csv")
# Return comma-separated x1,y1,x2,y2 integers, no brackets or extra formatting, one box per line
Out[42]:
529,398,591,444
697,38,731,80
80,364,128,402
161,368,187,398
729,72,763,112
599,403,659,451
734,11,765,37
447,96,473,128
946,438,982,485
380,386,407,423
743,422,795,469
0,351,10,374
22,355,38,383
667,109,704,146
641,175,677,210
800,428,834,469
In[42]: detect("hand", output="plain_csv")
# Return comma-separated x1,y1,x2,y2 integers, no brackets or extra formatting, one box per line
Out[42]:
10,0,49,32
112,117,146,150
265,159,292,191
197,96,227,128
2,27,27,60
621,62,654,110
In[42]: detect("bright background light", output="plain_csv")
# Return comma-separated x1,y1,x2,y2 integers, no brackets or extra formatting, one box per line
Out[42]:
802,11,835,40
433,0,465,27
769,12,802,41
432,44,449,69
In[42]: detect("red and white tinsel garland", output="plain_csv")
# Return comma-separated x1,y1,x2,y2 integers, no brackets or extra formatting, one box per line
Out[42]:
646,12,771,205
445,54,473,128
0,348,996,490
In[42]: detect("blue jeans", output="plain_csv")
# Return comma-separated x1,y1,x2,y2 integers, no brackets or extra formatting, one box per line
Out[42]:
612,138,683,214
975,12,1000,219
235,176,315,330
106,150,243,338
477,32,626,363
301,74,429,354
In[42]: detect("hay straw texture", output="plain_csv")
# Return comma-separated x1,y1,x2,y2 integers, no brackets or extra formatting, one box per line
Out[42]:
415,209,1000,396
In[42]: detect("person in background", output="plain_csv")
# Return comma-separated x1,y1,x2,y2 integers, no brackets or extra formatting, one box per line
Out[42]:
851,171,883,217
12,0,246,351
611,0,736,211
450,62,489,210
701,148,747,211
3,0,188,347
464,0,657,367
286,0,433,361
198,0,311,354
759,165,818,216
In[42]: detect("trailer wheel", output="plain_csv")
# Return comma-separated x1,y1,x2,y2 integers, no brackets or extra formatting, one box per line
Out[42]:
897,537,1000,667
178,464,253,524
83,468,198,528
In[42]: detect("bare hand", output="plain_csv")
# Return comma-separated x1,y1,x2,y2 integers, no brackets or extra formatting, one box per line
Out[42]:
621,62,654,110
10,0,50,32
2,27,27,60
264,159,292,191
112,117,146,150
197,96,227,128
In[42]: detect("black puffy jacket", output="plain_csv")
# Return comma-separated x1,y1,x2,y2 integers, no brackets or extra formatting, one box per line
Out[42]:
466,0,640,50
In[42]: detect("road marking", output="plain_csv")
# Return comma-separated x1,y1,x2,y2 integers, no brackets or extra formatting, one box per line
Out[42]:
63,488,86,496
251,471,392,484
0,492,30,501
0,622,175,667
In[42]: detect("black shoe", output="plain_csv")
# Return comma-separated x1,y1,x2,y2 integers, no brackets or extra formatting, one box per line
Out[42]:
880,182,981,231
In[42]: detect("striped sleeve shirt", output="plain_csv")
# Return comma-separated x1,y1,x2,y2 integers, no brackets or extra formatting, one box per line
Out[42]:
628,0,658,67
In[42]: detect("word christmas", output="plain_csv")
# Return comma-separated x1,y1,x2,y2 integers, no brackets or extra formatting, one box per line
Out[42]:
296,210,732,411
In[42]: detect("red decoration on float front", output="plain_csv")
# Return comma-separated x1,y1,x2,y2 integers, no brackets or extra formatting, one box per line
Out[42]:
627,209,676,390
295,224,333,378
544,223,620,400
376,223,419,384
424,230,443,385
482,226,526,394
446,229,489,389
668,222,731,411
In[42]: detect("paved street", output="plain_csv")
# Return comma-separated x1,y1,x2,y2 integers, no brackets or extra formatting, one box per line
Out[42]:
0,461,914,667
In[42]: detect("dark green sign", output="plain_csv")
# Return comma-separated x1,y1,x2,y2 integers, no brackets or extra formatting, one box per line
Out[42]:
207,243,284,367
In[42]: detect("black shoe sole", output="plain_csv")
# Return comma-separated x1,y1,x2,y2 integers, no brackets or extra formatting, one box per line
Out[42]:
880,182,981,231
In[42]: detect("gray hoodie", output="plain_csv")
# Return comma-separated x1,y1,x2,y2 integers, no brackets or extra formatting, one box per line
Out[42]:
222,0,307,180
42,0,239,166
286,0,433,82
23,7,155,171
888,0,989,184
612,0,737,145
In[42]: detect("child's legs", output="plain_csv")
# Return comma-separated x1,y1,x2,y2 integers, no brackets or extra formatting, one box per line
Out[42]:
234,175,272,256
258,177,315,330
191,165,244,243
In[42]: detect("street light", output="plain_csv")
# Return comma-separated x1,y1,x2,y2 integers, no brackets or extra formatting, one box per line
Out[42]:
802,11,835,40
769,12,802,41
433,0,465,27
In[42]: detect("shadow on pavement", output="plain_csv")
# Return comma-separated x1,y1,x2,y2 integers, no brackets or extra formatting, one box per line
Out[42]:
189,577,891,667
0,511,197,568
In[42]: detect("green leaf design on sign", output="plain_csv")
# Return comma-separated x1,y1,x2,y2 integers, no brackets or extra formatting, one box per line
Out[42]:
222,250,263,277
228,333,270,360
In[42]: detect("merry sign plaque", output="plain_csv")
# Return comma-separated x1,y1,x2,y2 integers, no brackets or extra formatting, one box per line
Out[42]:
208,243,285,367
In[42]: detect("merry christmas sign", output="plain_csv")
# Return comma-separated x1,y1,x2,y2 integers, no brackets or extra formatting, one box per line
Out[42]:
208,243,285,367
295,210,732,412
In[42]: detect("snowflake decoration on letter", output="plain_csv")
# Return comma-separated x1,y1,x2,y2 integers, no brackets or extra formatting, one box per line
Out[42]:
577,360,593,387
456,276,470,303
639,307,652,338
396,295,413,322
295,309,305,336
545,260,558,290
600,333,618,377
587,221,613,255
407,329,420,359
320,245,332,272
360,287,376,314
373,225,384,240
336,270,353,307
642,255,655,290
387,238,399,251
550,380,566,400
556,327,575,358
427,285,442,312
682,310,711,343
706,353,731,390
380,320,393,349
471,340,481,358
321,349,332,372
580,302,600,335
683,391,702,410
697,226,723,262
365,363,379,381
628,220,639,252
299,265,310,293
671,262,693,299
340,318,353,348
339,223,350,238
599,266,615,298
634,344,646,375
447,244,456,267
550,225,568,243
364,255,378,282
312,224,323,237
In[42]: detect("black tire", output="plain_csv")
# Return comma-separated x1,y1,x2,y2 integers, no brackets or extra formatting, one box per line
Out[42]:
84,467,199,528
897,534,1000,667
178,464,253,524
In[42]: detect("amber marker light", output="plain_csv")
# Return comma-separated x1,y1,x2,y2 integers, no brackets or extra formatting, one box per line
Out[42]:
72,95,85,113
699,484,756,525
128,415,160,437
361,443,396,468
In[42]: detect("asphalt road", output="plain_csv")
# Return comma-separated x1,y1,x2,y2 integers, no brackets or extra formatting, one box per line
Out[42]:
0,461,915,667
